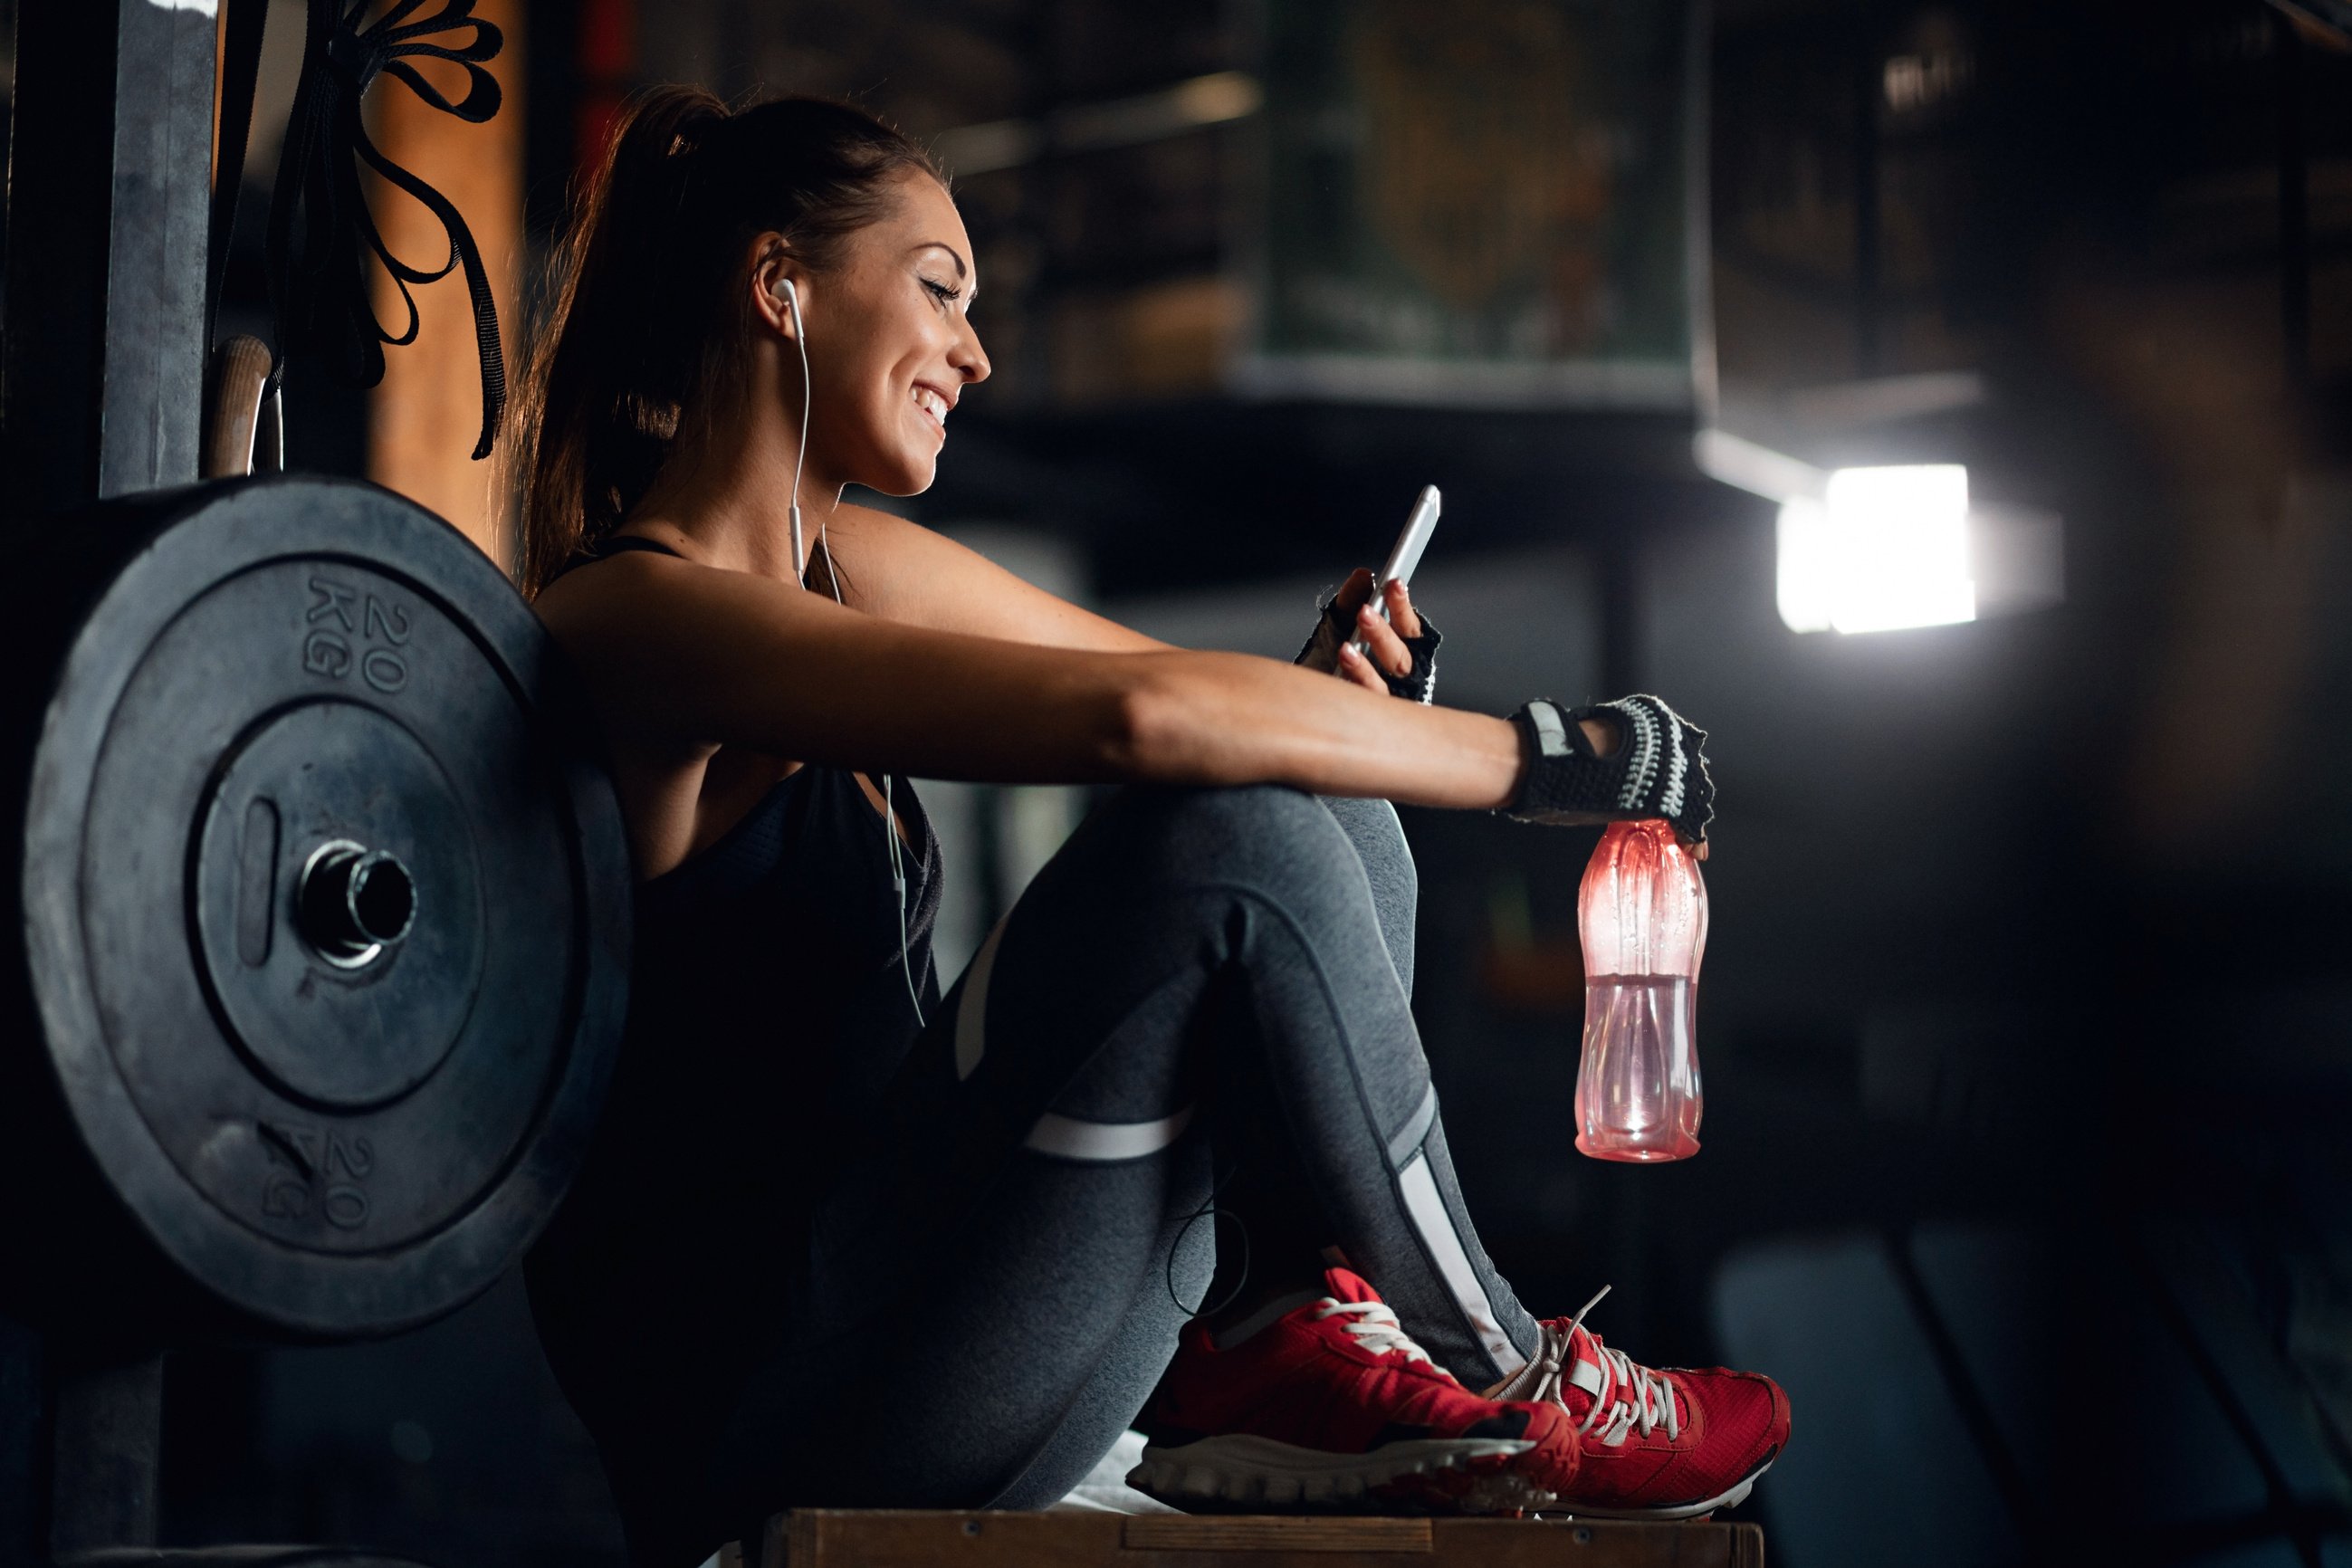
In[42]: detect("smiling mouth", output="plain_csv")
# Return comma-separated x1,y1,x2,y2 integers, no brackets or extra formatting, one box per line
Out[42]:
913,385,951,433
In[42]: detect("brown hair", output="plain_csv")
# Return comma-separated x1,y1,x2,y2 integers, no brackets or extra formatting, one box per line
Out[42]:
507,88,944,597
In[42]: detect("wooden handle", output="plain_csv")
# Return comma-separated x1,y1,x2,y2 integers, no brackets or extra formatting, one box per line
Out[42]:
200,334,275,479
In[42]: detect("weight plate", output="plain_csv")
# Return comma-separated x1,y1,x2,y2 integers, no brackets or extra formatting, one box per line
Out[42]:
3,476,628,1339
190,699,484,1111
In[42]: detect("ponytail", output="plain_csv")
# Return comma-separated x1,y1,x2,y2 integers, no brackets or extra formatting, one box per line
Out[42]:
508,89,943,598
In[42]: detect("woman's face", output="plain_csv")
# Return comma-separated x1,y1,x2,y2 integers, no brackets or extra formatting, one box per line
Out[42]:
791,170,990,498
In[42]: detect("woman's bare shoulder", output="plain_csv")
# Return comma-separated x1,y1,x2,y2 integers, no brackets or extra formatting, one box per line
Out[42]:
530,538,710,643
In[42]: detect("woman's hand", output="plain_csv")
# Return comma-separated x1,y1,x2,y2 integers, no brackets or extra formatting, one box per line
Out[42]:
1296,569,1442,703
1335,569,1423,695
1498,695,1716,853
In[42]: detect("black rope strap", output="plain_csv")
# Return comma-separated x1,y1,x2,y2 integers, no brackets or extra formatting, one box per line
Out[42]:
266,0,509,460
207,0,271,352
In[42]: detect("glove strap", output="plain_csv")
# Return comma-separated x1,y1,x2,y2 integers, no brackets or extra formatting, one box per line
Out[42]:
1504,700,1623,820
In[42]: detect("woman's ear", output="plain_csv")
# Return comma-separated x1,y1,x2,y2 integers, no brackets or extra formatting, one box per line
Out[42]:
749,236,808,339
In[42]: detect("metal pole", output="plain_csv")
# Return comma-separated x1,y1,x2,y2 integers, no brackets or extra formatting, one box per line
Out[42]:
0,4,215,1557
3,0,217,520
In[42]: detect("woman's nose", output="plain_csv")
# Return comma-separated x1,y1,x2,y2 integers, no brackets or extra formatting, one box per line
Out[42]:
953,319,991,386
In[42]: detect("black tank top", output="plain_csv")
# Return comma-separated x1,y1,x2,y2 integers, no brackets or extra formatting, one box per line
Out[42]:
525,535,943,1471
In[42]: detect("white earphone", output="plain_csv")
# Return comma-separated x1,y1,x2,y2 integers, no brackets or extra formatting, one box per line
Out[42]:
779,273,928,1029
781,276,810,584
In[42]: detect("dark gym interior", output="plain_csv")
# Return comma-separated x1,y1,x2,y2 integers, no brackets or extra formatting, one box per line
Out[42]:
1,2,2347,1566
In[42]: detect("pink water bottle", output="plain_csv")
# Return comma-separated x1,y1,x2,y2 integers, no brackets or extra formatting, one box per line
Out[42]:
1573,819,1707,1162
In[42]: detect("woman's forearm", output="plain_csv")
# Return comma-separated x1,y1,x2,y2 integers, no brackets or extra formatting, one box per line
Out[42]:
1117,651,1614,813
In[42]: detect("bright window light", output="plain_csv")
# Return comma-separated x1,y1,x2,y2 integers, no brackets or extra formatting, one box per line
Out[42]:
1776,464,1976,635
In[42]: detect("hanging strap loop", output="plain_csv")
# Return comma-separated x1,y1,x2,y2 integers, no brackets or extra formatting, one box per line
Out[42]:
207,0,272,354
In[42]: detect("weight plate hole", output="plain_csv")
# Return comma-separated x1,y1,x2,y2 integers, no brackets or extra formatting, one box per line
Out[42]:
299,839,417,968
350,855,416,944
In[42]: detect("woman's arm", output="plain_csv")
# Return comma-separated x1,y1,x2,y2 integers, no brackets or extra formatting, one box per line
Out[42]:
811,502,1172,652
813,505,1445,705
815,505,1437,699
538,549,1606,812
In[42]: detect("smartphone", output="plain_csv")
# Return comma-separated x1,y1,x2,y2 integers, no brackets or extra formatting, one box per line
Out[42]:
1348,485,1442,657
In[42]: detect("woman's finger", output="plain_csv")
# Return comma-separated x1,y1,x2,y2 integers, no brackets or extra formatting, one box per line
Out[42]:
1384,578,1422,639
1356,603,1412,678
1337,643,1386,693
1332,568,1376,619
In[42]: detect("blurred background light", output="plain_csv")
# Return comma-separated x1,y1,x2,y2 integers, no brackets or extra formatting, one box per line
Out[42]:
1777,464,1976,635
932,70,1264,177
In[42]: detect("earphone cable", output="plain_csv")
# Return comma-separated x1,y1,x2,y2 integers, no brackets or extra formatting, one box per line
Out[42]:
809,528,923,1029
789,365,808,569
1166,1153,1252,1321
788,297,923,1031
885,773,927,1028
786,282,811,584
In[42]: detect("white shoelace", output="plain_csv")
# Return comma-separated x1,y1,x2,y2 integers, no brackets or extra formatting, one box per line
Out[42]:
1315,1298,1440,1372
1525,1286,1680,1446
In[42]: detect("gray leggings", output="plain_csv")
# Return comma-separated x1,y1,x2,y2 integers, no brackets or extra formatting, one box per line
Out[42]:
705,785,1539,1539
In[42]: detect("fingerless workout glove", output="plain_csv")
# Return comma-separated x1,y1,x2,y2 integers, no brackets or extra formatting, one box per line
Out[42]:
1296,594,1444,704
1502,694,1716,844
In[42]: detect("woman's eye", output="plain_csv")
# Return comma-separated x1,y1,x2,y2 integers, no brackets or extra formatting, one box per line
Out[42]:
922,278,962,307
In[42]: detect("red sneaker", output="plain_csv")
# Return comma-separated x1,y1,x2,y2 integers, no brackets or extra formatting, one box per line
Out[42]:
1129,1267,1581,1515
1486,1286,1790,1520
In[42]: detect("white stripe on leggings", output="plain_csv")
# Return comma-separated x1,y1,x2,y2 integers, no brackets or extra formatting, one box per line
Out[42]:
954,917,1009,1081
1387,1085,1439,1169
1397,1152,1528,1378
1023,1105,1194,1162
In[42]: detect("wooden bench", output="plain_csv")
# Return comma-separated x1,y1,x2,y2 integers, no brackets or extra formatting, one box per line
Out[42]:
758,1512,1764,1568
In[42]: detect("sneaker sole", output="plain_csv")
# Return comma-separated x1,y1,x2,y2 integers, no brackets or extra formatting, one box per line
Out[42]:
1128,1434,1557,1515
1539,1454,1776,1522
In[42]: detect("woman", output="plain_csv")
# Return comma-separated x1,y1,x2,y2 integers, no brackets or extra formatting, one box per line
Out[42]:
514,88,1786,1567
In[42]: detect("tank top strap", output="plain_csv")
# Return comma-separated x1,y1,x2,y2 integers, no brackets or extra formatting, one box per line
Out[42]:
548,532,686,587
590,535,686,560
